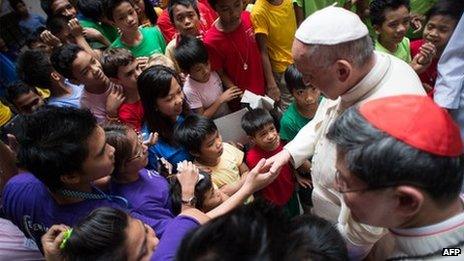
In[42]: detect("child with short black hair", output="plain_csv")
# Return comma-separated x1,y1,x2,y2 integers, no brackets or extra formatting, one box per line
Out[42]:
174,36,240,119
165,0,202,71
370,0,414,62
174,114,251,198
242,108,299,217
106,0,166,57
280,64,317,210
10,0,46,35
5,82,44,114
102,48,144,131
410,0,464,94
280,64,320,142
17,49,83,109
51,44,124,123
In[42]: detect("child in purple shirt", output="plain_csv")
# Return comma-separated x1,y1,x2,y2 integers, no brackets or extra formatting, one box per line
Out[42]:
1,107,168,249
104,123,175,224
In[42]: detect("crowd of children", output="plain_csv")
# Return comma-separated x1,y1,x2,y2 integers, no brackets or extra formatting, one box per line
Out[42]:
0,0,463,260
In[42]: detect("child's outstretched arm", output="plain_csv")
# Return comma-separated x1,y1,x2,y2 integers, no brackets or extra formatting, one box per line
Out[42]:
68,18,102,60
255,34,281,103
206,159,278,219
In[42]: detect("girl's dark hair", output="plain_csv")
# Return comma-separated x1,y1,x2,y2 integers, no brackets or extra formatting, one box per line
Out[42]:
62,207,129,261
169,171,213,215
141,0,158,25
425,0,464,23
137,65,189,145
103,123,133,179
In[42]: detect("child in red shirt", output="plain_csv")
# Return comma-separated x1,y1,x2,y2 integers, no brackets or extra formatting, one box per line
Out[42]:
101,48,144,131
157,0,217,42
241,108,299,217
204,0,266,111
410,1,463,96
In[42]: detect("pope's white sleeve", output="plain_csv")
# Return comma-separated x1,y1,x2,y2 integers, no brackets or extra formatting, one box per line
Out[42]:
284,98,329,167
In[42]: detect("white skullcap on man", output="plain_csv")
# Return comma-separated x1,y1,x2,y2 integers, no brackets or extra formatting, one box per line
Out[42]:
295,6,368,45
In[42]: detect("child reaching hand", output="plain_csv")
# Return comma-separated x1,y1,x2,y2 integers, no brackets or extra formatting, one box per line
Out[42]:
174,114,251,200
174,36,242,119
242,108,300,217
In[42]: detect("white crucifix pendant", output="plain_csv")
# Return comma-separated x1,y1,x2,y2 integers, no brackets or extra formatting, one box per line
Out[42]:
243,63,248,71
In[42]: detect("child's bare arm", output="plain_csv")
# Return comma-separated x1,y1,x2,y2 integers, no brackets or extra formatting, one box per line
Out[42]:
255,33,280,102
293,3,304,27
192,87,242,118
219,180,244,196
68,18,101,60
217,69,237,89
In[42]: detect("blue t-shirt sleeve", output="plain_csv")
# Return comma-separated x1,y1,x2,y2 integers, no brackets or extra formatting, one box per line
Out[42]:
151,215,200,261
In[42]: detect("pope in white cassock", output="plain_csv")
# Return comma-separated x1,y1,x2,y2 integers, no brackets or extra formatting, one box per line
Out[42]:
264,6,425,259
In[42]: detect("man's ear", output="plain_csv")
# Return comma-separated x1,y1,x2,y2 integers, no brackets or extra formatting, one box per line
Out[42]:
335,60,352,82
60,172,82,187
393,186,424,219
50,71,62,83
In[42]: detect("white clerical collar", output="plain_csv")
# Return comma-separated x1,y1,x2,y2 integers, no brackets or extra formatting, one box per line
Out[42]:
340,51,391,107
390,195,464,237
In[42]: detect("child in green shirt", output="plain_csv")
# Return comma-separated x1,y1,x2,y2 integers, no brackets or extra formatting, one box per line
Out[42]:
106,0,166,57
280,64,319,211
370,0,412,62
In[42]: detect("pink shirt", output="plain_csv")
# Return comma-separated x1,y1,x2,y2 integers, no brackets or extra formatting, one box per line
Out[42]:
183,71,230,118
80,85,112,123
0,218,43,260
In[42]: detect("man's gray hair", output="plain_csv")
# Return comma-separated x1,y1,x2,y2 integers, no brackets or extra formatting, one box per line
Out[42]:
306,35,374,68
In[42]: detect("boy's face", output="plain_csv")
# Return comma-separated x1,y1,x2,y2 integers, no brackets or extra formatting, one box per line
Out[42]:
215,0,243,28
113,1,139,32
78,126,116,184
188,62,211,83
423,15,458,53
14,91,44,114
293,87,320,108
198,130,224,160
172,4,200,36
71,50,109,87
251,123,280,152
376,6,410,45
115,59,142,90
14,2,29,16
51,0,76,19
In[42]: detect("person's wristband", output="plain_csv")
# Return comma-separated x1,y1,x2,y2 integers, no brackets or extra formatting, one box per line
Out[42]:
106,114,119,122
